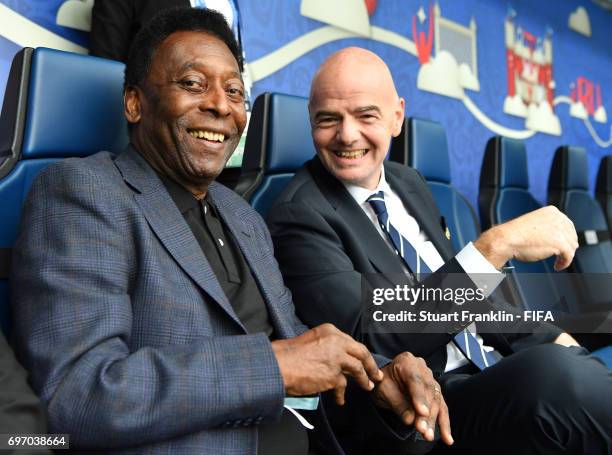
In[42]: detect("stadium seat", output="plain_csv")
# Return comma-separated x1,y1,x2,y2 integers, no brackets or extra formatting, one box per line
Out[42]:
478,137,612,365
0,47,128,336
477,136,576,312
592,345,612,368
596,154,612,231
389,117,480,253
235,92,315,217
548,146,612,308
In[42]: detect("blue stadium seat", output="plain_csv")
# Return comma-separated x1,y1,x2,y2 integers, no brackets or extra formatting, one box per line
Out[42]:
549,146,612,273
389,117,480,253
548,146,612,308
235,92,315,217
0,47,128,336
476,137,611,366
546,146,612,365
593,345,612,368
477,136,574,312
596,154,612,232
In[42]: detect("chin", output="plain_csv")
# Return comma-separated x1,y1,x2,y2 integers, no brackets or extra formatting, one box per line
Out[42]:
336,168,367,182
193,166,224,182
190,157,229,179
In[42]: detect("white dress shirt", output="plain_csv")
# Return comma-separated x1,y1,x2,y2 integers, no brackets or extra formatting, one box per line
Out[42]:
343,167,504,371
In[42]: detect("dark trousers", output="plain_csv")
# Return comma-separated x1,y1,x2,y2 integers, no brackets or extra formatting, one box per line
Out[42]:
434,344,612,454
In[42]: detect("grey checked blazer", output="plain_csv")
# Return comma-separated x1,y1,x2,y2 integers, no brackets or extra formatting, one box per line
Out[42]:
11,146,311,453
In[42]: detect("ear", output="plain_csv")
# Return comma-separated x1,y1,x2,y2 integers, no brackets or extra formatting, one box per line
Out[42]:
391,97,405,137
124,86,142,125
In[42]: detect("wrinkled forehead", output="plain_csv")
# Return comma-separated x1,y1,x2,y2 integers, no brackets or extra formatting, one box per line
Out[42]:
310,57,397,107
150,30,239,78
310,74,397,117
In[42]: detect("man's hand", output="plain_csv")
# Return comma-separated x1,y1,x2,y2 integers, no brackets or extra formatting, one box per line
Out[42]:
372,352,453,445
474,206,578,271
271,323,383,405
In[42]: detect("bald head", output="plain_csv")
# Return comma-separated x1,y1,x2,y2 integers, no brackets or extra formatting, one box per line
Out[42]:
308,47,405,190
310,47,399,106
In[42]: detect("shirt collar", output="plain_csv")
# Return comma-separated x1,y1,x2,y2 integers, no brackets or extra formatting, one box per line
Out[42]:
342,165,392,206
160,175,200,214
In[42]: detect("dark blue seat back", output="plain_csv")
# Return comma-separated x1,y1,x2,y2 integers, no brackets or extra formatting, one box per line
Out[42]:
596,155,612,231
478,136,571,311
235,92,315,217
391,117,480,253
548,146,612,310
0,47,128,335
549,146,612,273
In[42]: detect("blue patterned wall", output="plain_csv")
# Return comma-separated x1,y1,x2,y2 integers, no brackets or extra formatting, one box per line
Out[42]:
0,0,610,211
238,0,612,208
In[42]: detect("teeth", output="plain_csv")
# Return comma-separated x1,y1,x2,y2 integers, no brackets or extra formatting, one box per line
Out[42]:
189,130,225,142
336,149,366,158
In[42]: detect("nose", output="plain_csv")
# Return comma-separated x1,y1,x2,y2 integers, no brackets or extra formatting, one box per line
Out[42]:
199,82,231,117
336,117,360,146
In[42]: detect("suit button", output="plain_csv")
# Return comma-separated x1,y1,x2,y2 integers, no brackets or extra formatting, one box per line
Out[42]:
242,418,252,426
232,419,242,428
255,416,263,424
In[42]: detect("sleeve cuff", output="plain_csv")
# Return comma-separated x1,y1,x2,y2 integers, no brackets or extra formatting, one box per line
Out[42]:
455,242,505,298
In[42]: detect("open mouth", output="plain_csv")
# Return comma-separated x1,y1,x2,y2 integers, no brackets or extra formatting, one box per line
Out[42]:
333,149,368,159
187,129,226,143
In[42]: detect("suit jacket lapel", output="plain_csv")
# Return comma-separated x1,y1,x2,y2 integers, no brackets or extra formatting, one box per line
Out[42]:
385,163,455,261
114,146,245,330
309,158,409,275
209,184,296,338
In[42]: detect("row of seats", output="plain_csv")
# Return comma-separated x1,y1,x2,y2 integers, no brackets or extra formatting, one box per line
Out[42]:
0,47,610,367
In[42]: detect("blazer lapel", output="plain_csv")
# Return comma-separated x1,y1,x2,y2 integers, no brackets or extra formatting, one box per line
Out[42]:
114,146,245,329
309,158,410,275
385,164,455,261
209,184,295,337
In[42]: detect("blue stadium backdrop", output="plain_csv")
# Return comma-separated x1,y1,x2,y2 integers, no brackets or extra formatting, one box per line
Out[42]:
0,0,610,210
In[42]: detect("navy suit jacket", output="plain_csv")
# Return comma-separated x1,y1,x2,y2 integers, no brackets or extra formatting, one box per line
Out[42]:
267,158,562,375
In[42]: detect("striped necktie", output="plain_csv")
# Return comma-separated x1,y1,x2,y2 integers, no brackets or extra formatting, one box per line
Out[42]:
367,191,499,370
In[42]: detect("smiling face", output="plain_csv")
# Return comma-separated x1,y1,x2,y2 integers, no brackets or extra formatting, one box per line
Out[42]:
125,30,246,197
309,48,404,190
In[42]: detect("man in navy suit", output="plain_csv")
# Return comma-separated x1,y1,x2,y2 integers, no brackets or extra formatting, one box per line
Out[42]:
12,8,453,454
267,47,612,454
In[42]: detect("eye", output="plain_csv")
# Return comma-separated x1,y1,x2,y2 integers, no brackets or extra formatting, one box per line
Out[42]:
226,83,245,101
360,113,378,121
227,87,244,98
178,78,205,92
317,116,338,126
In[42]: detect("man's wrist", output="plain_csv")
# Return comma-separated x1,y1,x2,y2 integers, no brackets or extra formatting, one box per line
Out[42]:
271,340,291,391
473,226,511,270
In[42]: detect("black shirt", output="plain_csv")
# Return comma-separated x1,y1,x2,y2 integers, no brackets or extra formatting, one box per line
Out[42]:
161,178,308,455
